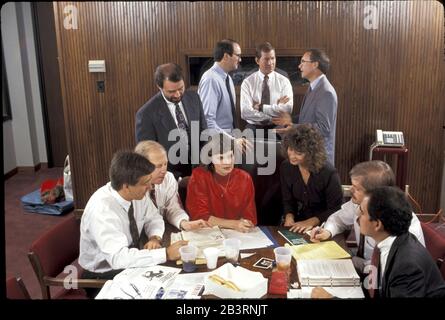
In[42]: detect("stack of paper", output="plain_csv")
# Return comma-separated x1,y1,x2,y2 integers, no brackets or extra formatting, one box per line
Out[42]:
297,259,361,287
288,286,364,299
95,266,208,299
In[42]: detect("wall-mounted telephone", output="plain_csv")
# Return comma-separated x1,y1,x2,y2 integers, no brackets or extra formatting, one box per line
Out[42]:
376,129,405,147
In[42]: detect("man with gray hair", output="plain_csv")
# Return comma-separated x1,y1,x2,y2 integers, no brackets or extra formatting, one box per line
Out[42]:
135,140,210,231
311,160,424,271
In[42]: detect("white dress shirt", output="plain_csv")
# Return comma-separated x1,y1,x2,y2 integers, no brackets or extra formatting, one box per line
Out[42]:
240,70,293,125
324,199,425,261
377,235,397,281
151,171,190,230
160,91,188,127
79,182,166,273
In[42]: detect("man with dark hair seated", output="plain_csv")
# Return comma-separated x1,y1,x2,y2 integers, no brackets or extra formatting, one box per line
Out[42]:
312,186,445,298
79,151,187,293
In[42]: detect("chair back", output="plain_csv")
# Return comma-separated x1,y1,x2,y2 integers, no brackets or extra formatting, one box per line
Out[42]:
28,215,81,298
421,222,445,279
6,277,31,299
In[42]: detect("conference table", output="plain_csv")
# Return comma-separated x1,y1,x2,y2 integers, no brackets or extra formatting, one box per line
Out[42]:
159,224,352,299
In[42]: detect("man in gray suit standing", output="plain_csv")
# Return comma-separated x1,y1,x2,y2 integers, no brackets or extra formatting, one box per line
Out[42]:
274,49,337,165
135,63,207,180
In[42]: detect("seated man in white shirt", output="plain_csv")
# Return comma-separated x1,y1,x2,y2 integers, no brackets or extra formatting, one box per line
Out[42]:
240,42,293,139
135,140,210,231
310,160,424,272
79,151,188,289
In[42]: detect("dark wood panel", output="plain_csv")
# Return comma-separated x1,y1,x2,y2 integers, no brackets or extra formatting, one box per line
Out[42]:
53,1,445,212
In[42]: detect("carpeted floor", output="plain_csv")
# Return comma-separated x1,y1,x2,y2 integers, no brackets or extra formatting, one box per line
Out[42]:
5,167,73,299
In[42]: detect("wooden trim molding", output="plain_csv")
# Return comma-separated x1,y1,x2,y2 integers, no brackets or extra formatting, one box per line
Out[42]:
4,162,49,180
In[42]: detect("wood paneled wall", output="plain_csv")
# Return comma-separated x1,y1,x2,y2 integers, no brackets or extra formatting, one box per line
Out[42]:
53,1,445,211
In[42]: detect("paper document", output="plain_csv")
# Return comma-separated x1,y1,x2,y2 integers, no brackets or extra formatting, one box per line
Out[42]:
288,286,364,299
287,241,351,260
95,266,181,299
172,226,226,259
221,227,273,250
297,259,360,287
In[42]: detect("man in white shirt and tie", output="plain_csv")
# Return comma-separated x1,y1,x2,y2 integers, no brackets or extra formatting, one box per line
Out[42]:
240,42,293,139
135,140,210,231
310,160,424,273
79,151,187,291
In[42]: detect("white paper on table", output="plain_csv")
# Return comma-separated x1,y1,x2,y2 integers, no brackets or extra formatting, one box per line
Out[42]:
240,252,256,259
172,227,226,259
221,227,273,250
288,286,365,299
96,266,182,299
95,279,162,300
162,272,210,299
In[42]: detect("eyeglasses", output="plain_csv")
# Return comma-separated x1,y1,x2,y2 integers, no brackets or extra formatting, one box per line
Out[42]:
300,59,314,64
232,53,242,58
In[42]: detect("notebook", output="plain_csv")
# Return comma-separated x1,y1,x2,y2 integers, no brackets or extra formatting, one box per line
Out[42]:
286,241,351,260
278,228,307,246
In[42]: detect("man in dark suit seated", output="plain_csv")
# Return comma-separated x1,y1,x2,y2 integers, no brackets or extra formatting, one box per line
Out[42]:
312,186,445,298
135,63,207,180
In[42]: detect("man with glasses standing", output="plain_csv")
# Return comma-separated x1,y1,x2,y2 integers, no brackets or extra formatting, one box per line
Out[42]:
274,49,338,165
198,39,242,135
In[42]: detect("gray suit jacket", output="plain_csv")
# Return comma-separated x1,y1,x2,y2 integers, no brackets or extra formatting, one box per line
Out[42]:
135,90,207,178
298,75,337,165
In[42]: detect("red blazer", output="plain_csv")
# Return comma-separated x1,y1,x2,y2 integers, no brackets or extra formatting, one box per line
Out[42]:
186,167,257,224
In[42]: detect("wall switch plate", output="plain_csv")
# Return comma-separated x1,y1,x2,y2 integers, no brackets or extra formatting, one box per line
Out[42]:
97,80,105,92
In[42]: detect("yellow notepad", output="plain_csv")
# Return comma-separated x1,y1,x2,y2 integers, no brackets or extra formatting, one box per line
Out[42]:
286,241,351,260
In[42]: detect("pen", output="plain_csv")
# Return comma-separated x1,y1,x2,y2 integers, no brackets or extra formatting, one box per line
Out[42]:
314,222,326,236
130,283,142,297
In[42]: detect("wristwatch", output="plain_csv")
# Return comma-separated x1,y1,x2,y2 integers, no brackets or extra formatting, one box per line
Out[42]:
258,104,263,112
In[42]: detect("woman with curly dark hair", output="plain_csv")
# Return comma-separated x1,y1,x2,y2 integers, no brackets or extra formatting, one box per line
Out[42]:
280,124,343,233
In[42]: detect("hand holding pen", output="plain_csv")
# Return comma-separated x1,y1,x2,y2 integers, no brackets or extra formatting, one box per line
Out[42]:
310,222,332,243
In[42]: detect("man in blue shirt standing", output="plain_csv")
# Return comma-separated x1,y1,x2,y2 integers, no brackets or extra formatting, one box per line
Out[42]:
198,39,242,135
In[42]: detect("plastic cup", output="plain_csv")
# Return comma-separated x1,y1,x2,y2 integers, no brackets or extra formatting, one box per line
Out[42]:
223,238,241,264
274,246,292,272
203,247,220,269
179,245,198,272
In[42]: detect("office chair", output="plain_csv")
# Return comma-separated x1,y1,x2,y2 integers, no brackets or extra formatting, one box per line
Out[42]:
6,276,31,299
421,222,445,280
28,214,106,299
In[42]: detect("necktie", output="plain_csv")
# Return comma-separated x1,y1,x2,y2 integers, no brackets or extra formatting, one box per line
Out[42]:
150,189,157,208
261,75,270,105
357,234,365,258
174,103,188,131
127,202,140,249
368,246,381,298
225,75,237,129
